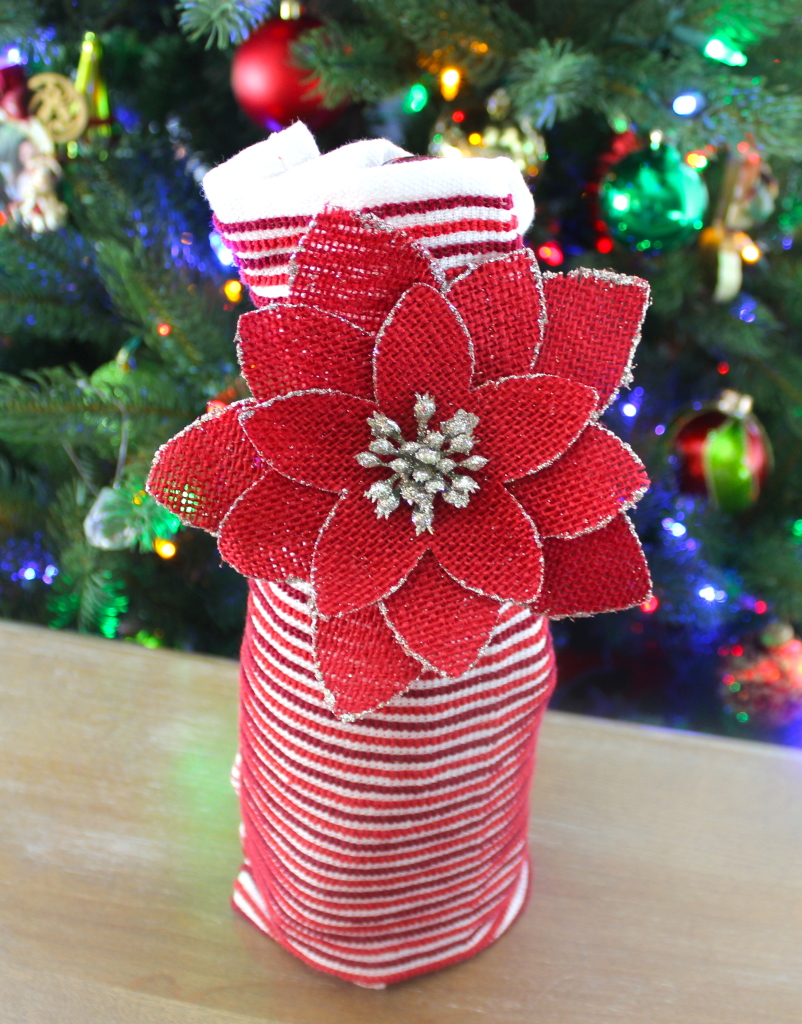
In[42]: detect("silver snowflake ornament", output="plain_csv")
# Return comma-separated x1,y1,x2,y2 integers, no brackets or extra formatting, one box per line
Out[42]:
355,393,489,534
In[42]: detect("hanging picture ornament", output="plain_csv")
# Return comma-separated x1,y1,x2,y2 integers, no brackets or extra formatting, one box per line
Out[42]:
0,74,69,233
599,133,708,251
699,142,777,302
230,8,345,132
429,89,546,181
721,623,802,728
672,390,772,512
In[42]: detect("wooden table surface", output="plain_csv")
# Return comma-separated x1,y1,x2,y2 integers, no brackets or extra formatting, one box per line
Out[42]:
2,618,802,1024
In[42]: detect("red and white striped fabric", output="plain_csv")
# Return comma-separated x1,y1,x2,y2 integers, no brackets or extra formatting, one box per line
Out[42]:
232,579,556,987
203,122,534,305
200,124,554,986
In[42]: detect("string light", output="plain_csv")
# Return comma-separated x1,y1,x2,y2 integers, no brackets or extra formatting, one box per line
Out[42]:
157,322,171,336
685,151,708,169
223,279,243,302
741,242,761,263
467,132,483,145
402,83,428,114
536,242,563,266
754,600,768,614
641,596,659,613
672,92,704,116
596,236,613,253
153,537,177,559
440,67,461,101
451,110,465,123
703,38,747,66
717,361,729,375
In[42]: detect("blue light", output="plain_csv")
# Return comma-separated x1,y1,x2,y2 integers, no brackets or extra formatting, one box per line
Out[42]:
782,236,793,250
731,294,757,323
209,230,235,267
621,402,638,417
662,517,688,538
672,92,704,116
654,424,666,435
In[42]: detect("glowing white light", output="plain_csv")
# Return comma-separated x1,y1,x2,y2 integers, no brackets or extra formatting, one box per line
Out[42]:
6,48,21,63
621,402,638,417
698,586,716,602
672,93,703,116
670,522,687,538
22,566,36,580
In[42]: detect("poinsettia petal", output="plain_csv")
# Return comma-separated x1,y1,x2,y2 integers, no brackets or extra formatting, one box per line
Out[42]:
535,269,650,411
290,208,439,333
313,493,427,617
430,477,542,603
510,423,649,539
241,390,375,492
447,249,545,385
237,303,373,403
373,284,473,433
218,471,334,581
470,375,598,482
382,552,500,676
316,605,423,720
147,400,262,534
533,514,651,617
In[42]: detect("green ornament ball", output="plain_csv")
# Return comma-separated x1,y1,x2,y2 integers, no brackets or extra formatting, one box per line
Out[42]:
599,141,709,251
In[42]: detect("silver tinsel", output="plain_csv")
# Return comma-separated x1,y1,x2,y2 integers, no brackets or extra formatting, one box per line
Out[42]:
355,393,488,534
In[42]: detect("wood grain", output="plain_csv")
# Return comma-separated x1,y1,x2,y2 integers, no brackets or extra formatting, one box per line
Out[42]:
1,617,801,1023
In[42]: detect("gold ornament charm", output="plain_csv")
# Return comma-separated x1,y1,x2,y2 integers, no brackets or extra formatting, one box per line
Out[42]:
27,73,88,144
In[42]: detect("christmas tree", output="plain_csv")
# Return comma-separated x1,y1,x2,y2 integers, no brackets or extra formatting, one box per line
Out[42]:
3,0,802,736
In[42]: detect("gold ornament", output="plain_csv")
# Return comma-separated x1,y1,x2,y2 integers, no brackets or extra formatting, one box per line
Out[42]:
429,87,545,179
429,116,545,179
27,73,88,144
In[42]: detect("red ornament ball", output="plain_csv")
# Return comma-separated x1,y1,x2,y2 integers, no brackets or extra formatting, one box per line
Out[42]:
231,17,344,133
672,390,771,513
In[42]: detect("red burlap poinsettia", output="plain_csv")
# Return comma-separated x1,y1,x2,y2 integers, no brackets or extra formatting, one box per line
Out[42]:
148,208,651,718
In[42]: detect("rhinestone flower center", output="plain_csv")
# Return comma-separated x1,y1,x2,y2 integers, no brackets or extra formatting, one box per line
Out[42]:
355,393,488,535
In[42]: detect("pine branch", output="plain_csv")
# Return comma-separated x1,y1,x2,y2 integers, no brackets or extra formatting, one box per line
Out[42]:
175,0,273,49
508,40,601,129
293,24,411,106
354,0,522,83
0,366,197,455
0,1,46,48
